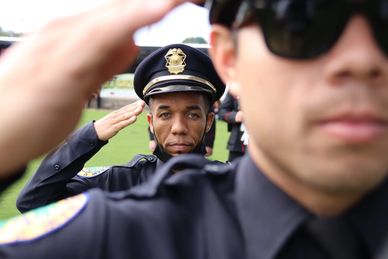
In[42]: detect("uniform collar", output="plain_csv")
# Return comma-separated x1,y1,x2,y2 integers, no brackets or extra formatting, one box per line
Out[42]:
235,154,310,259
346,178,388,259
235,154,388,259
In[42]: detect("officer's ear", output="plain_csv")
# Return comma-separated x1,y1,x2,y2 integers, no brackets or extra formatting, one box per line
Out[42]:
205,112,215,133
147,113,154,134
209,24,239,97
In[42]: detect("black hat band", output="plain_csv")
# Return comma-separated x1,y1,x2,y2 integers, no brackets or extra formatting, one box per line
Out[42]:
143,75,217,96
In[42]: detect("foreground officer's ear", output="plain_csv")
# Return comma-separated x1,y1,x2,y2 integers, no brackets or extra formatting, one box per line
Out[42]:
209,25,237,89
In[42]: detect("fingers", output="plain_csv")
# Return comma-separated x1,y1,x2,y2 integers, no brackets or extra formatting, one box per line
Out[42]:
114,113,138,131
112,101,145,122
103,101,144,126
61,0,194,93
0,0,193,102
95,100,145,141
148,140,157,152
205,147,213,157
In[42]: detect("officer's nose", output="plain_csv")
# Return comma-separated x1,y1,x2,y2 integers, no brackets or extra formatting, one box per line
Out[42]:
171,115,188,135
323,15,387,86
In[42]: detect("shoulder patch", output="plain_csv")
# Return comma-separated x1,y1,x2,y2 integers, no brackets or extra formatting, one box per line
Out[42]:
77,166,110,178
0,193,89,245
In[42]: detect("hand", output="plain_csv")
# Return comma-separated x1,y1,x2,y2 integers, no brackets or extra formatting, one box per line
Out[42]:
212,100,221,113
148,140,157,152
235,111,244,123
94,100,145,141
205,146,213,157
0,0,194,178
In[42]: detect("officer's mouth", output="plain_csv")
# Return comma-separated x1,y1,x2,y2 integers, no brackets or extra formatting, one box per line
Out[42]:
316,113,388,144
167,143,193,153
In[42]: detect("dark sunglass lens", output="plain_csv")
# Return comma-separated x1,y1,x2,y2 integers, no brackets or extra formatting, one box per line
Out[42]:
260,0,348,59
207,0,243,27
369,0,388,55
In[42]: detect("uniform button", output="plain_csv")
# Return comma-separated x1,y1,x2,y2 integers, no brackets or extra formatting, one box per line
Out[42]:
54,164,61,170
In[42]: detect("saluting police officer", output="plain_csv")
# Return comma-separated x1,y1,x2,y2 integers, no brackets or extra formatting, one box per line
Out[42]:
3,0,388,258
16,43,225,213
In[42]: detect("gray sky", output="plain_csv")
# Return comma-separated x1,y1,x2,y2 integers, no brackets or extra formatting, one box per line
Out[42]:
0,1,210,45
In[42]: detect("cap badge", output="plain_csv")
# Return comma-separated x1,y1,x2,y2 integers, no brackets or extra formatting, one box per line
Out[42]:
165,48,186,74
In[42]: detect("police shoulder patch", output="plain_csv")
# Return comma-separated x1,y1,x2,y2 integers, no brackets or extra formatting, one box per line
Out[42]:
77,166,110,178
0,193,89,245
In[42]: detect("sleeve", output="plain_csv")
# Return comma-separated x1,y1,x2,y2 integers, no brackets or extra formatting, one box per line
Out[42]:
218,93,239,125
0,192,109,259
69,164,150,193
16,122,108,213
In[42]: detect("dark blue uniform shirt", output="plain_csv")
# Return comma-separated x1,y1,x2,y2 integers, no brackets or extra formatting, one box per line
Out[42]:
16,122,160,213
2,154,388,258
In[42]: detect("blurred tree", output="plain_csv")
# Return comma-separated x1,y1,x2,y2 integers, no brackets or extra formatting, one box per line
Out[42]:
0,27,23,37
182,37,207,44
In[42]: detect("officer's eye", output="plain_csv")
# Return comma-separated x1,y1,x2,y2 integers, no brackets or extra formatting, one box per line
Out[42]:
187,112,201,120
158,112,171,119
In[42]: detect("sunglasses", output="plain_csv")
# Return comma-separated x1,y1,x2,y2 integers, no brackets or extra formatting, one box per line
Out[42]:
232,0,388,59
206,0,243,27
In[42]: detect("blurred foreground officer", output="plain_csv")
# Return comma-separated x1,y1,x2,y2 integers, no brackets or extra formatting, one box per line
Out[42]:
16,43,225,212
3,0,388,258
0,0,192,190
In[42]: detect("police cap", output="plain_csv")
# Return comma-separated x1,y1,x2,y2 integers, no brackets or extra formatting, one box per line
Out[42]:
134,43,225,104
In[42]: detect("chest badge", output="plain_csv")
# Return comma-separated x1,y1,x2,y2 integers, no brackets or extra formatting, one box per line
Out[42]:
165,48,186,74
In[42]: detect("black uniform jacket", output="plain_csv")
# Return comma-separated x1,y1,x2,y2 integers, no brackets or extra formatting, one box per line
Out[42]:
16,122,161,213
218,93,245,153
2,154,388,258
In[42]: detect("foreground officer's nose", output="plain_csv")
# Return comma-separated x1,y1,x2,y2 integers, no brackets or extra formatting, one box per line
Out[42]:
324,16,387,86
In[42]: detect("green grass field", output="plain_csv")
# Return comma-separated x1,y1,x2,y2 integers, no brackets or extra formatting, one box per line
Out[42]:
0,109,229,220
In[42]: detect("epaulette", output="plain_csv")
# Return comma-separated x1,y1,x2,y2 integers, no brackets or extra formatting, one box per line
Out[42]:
125,154,157,168
0,193,89,245
77,166,110,178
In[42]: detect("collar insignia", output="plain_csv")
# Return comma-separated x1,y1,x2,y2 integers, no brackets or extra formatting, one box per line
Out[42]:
165,48,186,74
